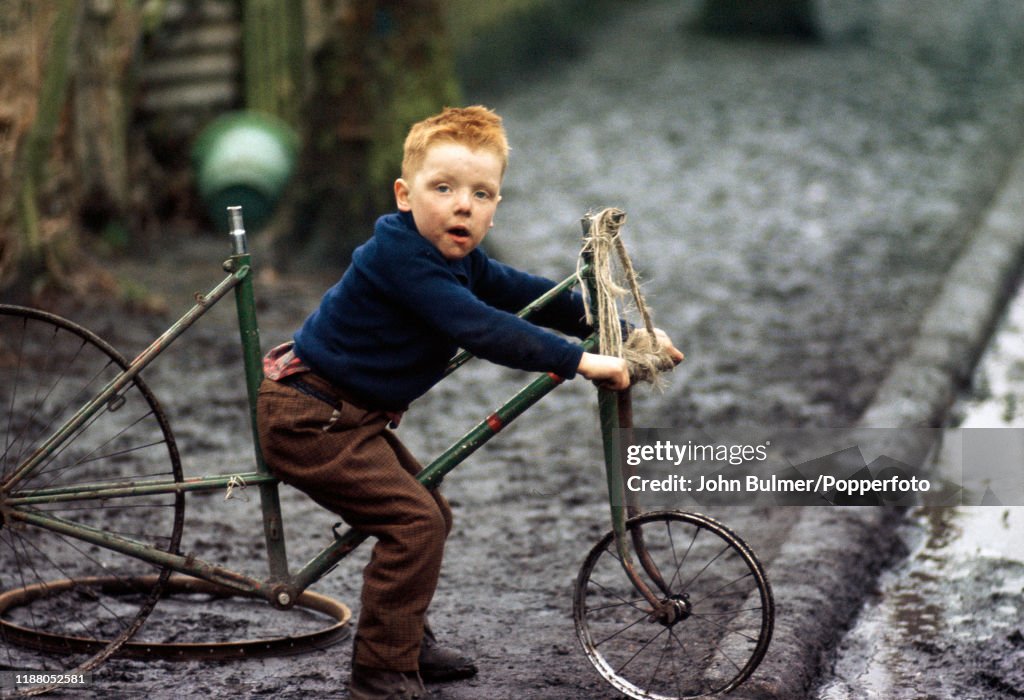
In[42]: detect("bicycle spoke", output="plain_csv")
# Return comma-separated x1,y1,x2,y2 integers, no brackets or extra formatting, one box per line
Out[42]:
646,627,674,693
689,607,761,643
6,528,112,639
679,542,731,592
689,570,755,607
3,347,114,485
615,623,671,675
704,629,745,676
574,511,773,699
666,518,680,587
2,314,29,475
24,386,133,487
690,605,763,616
4,532,44,637
585,596,649,615
0,306,185,683
593,608,653,649
588,577,652,616
31,409,167,491
667,522,700,593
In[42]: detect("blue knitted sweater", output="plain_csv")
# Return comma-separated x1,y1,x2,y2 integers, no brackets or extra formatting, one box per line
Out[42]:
293,211,590,410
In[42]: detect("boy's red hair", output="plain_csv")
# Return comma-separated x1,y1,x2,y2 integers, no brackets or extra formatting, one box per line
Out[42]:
402,106,510,180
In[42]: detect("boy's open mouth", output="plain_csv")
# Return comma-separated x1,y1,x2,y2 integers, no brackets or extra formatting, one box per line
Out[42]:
447,227,471,239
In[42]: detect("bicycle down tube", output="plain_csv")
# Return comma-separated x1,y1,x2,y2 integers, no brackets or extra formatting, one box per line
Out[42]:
2,207,773,700
3,211,604,609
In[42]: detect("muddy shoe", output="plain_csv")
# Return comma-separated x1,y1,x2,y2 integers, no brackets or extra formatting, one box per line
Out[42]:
419,625,478,682
349,663,425,700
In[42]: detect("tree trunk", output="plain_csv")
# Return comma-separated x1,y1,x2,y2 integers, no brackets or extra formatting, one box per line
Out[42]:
73,0,137,241
0,0,30,282
271,0,460,269
695,0,820,40
242,0,305,127
6,0,79,289
1,0,140,293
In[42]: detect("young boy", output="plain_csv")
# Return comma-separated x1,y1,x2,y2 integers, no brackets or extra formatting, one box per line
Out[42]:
257,106,683,700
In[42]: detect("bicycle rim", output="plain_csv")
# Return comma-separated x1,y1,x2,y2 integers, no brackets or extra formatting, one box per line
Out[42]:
573,510,773,699
0,305,184,692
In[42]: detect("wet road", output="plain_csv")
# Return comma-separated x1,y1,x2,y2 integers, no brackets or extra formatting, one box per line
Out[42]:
481,3,1024,694
422,1,1024,696
815,282,1024,700
491,0,1024,431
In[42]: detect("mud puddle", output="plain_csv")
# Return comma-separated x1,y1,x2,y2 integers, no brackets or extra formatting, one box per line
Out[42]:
815,280,1024,700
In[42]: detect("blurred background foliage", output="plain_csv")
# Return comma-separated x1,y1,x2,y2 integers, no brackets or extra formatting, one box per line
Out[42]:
0,0,818,296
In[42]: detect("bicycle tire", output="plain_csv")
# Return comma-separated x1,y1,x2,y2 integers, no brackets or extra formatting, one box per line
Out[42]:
573,510,773,699
0,305,184,695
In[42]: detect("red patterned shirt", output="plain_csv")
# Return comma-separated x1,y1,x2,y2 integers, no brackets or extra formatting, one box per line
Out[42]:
263,341,309,381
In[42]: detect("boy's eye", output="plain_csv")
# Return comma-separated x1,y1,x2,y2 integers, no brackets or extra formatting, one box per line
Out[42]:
436,184,451,193
474,190,492,200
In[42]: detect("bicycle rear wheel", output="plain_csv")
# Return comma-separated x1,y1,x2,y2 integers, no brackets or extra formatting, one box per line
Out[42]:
0,306,184,693
574,510,773,699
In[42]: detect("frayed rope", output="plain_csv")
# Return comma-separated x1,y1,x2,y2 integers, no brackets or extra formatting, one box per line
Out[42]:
577,208,677,386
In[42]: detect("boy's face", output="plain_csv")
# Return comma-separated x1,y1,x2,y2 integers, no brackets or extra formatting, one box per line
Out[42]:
394,142,503,260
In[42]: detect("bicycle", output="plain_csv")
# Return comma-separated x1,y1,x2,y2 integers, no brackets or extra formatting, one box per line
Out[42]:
0,207,773,699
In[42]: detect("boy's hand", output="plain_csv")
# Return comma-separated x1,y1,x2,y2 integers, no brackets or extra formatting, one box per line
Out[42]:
578,328,683,391
578,353,631,391
648,327,685,365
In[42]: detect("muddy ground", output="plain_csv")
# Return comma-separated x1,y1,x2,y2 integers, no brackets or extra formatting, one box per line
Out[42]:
7,0,1024,697
816,274,1024,700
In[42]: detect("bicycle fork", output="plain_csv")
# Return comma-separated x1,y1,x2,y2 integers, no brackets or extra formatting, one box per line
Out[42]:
598,386,691,627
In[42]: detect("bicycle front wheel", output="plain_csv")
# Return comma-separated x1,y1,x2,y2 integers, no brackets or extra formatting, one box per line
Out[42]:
0,306,185,692
574,510,773,699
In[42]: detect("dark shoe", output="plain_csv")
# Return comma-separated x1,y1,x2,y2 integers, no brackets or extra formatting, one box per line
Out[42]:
349,663,425,700
418,625,478,682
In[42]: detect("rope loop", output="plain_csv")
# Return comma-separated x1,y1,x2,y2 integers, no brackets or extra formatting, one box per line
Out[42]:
224,474,249,501
578,207,677,385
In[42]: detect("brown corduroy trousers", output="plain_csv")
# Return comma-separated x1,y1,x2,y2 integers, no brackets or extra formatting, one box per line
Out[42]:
256,373,453,671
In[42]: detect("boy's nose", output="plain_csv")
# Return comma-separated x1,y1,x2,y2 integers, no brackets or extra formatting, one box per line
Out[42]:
453,191,472,213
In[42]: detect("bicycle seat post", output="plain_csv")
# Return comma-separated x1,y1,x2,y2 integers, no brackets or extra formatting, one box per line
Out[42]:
224,205,292,589
228,205,248,255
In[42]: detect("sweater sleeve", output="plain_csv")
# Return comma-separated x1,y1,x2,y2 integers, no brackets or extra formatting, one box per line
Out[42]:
377,247,585,379
471,255,593,339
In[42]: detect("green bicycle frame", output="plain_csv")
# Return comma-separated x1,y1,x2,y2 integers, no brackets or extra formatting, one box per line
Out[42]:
580,216,671,615
8,207,668,612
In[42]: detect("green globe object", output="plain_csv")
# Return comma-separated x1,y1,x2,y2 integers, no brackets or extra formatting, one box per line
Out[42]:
192,111,299,233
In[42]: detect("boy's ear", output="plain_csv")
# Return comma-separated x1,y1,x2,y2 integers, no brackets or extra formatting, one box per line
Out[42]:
394,178,412,211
